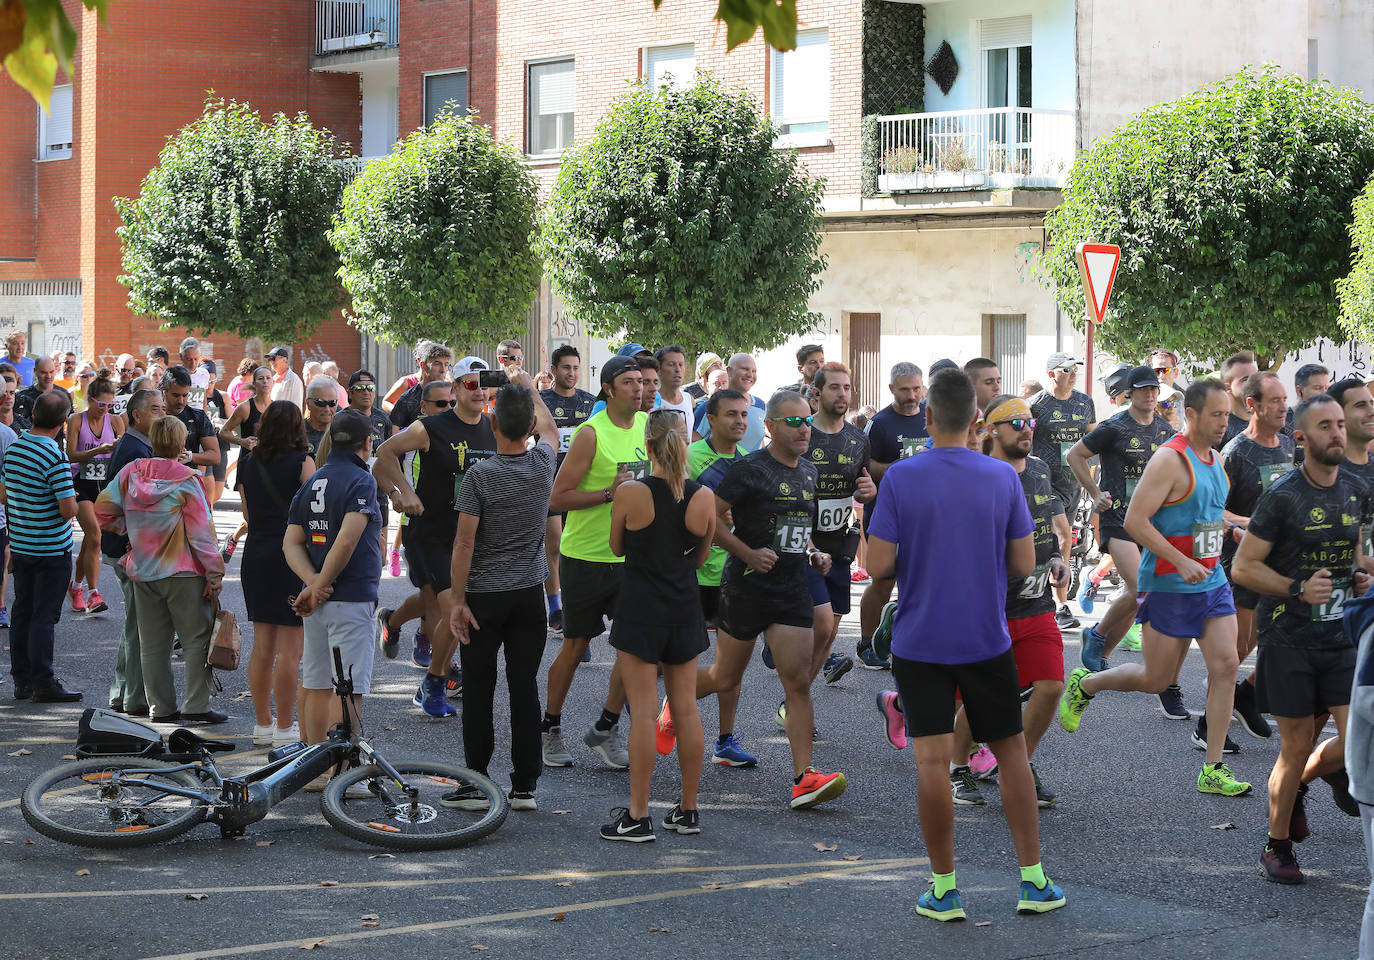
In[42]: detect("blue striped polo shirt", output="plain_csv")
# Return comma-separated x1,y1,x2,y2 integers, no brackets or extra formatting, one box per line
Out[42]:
1,432,75,556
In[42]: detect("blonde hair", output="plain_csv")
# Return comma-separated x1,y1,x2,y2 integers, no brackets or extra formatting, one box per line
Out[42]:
645,409,688,501
150,415,188,459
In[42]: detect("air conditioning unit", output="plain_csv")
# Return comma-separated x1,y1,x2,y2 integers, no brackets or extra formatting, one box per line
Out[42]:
321,29,387,53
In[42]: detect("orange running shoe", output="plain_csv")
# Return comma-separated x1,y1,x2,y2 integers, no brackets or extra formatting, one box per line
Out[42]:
790,767,847,809
655,698,676,755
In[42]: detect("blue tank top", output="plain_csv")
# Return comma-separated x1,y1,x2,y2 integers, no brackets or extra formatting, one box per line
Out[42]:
1138,433,1230,594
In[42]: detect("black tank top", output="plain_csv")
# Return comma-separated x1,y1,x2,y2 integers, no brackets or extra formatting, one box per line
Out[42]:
412,410,497,543
619,475,705,623
242,398,268,439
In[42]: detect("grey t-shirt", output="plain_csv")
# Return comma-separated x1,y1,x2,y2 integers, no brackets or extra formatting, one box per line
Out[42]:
454,441,556,593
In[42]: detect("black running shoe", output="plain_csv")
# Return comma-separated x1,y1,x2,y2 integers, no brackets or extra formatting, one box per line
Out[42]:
1290,783,1310,843
376,607,398,659
445,664,463,699
548,609,563,634
1055,604,1080,630
600,807,654,842
1158,684,1188,720
1322,769,1360,817
1260,843,1304,884
1190,715,1238,754
823,653,853,685
1232,680,1272,738
662,803,700,835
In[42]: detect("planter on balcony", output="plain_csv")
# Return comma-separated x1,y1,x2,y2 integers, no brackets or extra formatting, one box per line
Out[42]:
320,29,388,53
878,171,988,192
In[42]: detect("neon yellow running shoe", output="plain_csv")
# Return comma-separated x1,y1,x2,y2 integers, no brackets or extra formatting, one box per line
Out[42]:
1058,667,1093,733
1117,624,1142,652
1198,762,1252,797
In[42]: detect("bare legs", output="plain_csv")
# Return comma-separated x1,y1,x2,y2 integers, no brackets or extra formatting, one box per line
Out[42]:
621,652,703,820
246,621,304,731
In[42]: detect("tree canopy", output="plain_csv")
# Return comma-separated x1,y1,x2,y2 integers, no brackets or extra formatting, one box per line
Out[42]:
116,97,351,344
540,75,827,358
1039,66,1374,368
330,110,541,347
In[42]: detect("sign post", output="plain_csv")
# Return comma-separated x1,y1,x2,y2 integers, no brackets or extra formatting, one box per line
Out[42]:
1075,240,1121,392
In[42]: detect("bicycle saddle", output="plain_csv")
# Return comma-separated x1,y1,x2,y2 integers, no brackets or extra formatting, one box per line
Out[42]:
168,728,235,754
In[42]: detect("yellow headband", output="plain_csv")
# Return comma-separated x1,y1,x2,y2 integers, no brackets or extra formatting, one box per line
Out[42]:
985,397,1033,425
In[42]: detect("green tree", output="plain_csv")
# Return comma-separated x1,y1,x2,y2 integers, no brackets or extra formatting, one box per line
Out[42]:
330,110,540,347
116,98,350,344
1039,67,1374,368
540,76,827,358
1338,175,1374,341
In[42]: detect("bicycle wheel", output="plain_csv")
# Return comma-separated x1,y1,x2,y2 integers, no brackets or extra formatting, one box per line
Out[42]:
321,761,508,851
22,756,210,848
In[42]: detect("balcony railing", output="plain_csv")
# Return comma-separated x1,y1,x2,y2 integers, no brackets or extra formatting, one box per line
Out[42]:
315,0,398,56
876,107,1075,192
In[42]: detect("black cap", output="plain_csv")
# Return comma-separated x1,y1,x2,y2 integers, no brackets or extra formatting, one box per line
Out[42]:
600,356,640,385
929,358,959,376
1102,363,1133,398
329,409,371,447
267,346,290,360
1126,365,1161,390
347,369,376,389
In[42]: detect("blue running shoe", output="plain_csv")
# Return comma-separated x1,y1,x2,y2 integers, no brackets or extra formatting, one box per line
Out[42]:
411,632,432,669
823,652,853,685
916,885,966,922
857,641,890,670
413,674,457,718
1077,575,1099,614
761,642,775,670
1080,626,1107,672
1016,879,1066,914
0,605,10,628
873,601,897,660
711,735,758,768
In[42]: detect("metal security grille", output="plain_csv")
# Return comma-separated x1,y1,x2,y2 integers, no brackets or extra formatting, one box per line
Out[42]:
847,313,881,410
987,313,1026,390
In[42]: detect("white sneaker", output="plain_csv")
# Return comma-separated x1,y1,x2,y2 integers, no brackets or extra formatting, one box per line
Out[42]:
509,790,537,811
272,723,300,746
252,722,276,746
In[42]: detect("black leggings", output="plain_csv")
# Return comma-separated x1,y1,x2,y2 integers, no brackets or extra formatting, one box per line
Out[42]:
458,585,549,792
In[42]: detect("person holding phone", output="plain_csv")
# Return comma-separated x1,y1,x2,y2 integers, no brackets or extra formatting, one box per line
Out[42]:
539,345,596,633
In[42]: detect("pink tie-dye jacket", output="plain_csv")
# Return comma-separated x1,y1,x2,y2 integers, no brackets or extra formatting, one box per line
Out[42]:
94,458,226,583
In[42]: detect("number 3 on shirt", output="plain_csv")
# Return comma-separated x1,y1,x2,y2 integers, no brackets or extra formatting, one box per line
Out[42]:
310,478,328,513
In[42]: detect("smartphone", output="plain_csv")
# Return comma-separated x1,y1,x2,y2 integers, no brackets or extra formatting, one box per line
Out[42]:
478,370,509,389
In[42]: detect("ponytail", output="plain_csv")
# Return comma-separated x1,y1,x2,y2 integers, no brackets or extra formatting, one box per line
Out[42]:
645,409,688,501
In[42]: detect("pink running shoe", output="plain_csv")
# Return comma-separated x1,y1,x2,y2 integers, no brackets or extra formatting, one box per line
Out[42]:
85,590,109,614
68,581,86,613
877,690,907,751
850,567,871,584
968,745,999,781
388,548,402,578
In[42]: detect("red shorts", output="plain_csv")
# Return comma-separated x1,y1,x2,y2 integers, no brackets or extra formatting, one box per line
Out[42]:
1009,611,1064,686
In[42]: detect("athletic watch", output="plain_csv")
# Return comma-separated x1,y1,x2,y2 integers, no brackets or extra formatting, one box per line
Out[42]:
602,488,614,503
1288,579,1305,601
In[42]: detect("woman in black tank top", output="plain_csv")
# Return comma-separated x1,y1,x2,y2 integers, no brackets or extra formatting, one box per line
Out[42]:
220,365,274,556
602,411,717,841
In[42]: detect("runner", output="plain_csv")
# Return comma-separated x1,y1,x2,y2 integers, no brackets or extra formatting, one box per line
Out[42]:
64,370,121,615
943,394,1067,809
541,355,647,769
654,344,695,419
1067,366,1176,697
372,362,497,718
1029,352,1096,630
218,364,273,561
789,344,824,394
381,341,427,413
867,368,1065,921
1149,349,1185,432
303,375,337,459
683,388,754,767
1220,352,1260,449
495,339,524,375
684,352,722,405
857,362,928,669
1209,371,1294,749
693,390,847,809
389,341,453,431
539,345,596,634
1059,380,1252,799
1285,363,1332,440
636,357,660,413
964,358,1003,411
1232,393,1370,884
337,371,394,561
691,353,765,449
601,411,715,842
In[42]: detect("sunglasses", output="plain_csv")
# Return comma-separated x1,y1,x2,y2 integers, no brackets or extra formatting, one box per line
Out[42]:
429,398,456,408
997,418,1036,431
1158,399,1174,410
769,415,813,427
93,400,114,409
310,398,337,408
1154,366,1176,375
499,355,522,363
459,379,483,391
79,372,94,379
350,383,376,392
121,367,136,373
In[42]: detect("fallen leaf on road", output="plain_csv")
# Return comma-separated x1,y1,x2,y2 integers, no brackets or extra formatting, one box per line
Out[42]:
975,920,992,927
75,869,90,876
8,748,32,757
1210,822,1236,830
229,692,251,702
318,880,339,887
25,840,34,845
300,940,326,950
368,853,395,860
784,880,804,887
360,921,380,929
648,926,670,933
555,881,572,887
61,754,76,760
471,946,489,952
842,855,862,861
700,881,725,891
382,725,397,732
552,809,572,815
256,840,274,847
549,913,565,922
360,914,378,922
185,894,208,901
813,841,837,852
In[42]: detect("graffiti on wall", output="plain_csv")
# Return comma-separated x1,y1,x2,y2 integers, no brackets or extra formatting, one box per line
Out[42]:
1294,337,1369,382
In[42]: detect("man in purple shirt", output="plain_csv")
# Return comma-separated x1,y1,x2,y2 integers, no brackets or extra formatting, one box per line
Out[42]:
866,368,1065,922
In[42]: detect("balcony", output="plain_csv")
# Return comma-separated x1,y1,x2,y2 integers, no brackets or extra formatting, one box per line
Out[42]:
315,0,398,57
875,108,1075,193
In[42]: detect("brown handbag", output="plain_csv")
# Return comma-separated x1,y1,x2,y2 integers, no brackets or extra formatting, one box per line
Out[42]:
207,601,241,671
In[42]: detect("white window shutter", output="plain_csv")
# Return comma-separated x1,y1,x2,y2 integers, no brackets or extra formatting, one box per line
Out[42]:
647,44,694,91
534,62,575,116
979,16,1031,49
45,84,74,155
773,28,828,122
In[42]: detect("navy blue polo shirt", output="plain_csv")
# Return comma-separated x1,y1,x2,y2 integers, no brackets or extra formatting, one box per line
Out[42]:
287,450,382,603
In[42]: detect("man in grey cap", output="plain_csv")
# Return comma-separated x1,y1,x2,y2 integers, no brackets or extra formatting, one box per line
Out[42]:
267,347,304,408
1030,353,1097,628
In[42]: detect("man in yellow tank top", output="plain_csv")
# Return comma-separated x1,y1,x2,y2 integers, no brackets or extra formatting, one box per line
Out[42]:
542,356,649,769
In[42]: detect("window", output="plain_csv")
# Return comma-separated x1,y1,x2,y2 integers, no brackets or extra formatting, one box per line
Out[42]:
527,59,575,156
38,83,73,160
980,16,1032,110
771,28,828,139
424,71,468,128
645,43,694,92
983,314,1026,389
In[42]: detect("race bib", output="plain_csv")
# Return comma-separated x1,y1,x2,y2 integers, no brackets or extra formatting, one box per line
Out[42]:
899,436,927,458
1311,578,1351,622
772,512,812,554
79,458,109,482
557,426,576,454
816,497,852,533
618,460,650,480
1019,563,1051,599
1258,462,1292,492
1191,520,1224,560
1124,475,1140,499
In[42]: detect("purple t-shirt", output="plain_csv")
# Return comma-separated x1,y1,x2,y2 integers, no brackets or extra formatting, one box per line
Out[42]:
867,445,1033,665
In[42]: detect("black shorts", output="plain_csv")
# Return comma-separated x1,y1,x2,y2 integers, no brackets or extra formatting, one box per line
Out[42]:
560,556,624,641
1050,472,1081,517
1100,525,1135,550
699,584,720,622
807,560,853,615
73,478,104,503
403,527,452,593
211,444,228,482
1255,643,1356,718
891,648,1024,743
715,581,813,642
611,618,708,666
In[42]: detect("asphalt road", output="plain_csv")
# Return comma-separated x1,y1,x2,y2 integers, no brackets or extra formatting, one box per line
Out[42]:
0,498,1368,959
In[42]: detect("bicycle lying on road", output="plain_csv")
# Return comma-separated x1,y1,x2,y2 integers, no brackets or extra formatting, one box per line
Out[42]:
22,648,507,851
